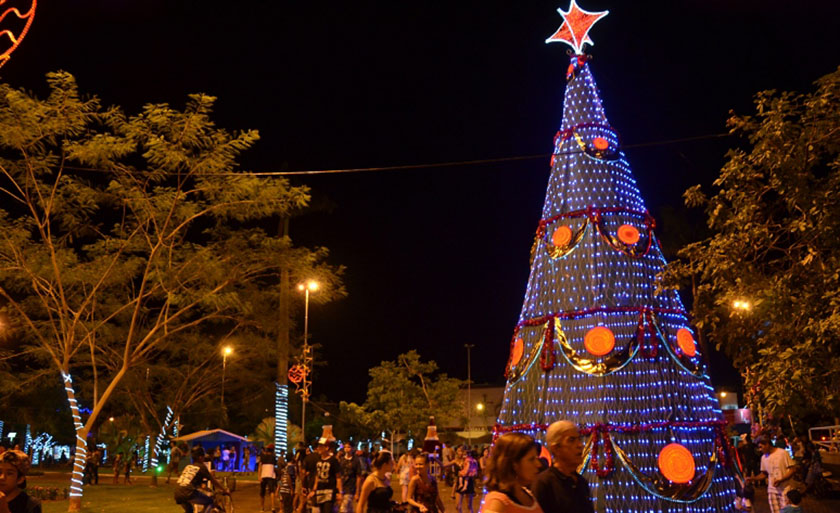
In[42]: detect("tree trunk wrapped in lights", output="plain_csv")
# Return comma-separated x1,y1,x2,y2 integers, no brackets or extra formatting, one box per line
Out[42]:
495,3,737,512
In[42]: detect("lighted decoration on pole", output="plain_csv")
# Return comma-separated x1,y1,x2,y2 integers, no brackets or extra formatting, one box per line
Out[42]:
151,406,174,469
494,3,737,511
62,372,87,499
274,383,289,453
295,281,318,443
0,0,36,69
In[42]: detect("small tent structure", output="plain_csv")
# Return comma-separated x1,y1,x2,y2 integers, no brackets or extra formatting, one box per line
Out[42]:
172,429,257,472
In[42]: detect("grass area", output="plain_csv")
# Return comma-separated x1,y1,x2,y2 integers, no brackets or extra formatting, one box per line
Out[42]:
30,472,263,513
33,478,176,513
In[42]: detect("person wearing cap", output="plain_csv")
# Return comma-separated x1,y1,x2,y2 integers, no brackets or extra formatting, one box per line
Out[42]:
747,436,796,513
532,420,593,513
311,439,342,513
174,446,229,513
0,449,41,513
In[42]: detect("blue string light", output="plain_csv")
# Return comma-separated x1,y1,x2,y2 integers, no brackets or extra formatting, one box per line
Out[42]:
498,56,737,512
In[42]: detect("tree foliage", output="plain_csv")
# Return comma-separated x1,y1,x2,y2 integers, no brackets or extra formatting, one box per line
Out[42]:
0,72,343,509
661,67,840,420
340,350,463,444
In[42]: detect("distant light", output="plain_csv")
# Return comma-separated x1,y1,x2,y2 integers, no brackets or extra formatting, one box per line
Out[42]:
476,403,485,412
298,281,319,292
223,346,233,356
108,417,115,422
720,392,727,398
156,465,164,473
732,300,751,311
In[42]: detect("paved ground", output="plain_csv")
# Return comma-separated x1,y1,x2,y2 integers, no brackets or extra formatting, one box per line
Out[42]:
32,471,840,512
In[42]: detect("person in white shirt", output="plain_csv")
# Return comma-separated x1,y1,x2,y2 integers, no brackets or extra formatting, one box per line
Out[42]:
747,436,796,513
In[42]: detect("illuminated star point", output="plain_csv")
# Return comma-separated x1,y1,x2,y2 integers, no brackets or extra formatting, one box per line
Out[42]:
545,0,609,54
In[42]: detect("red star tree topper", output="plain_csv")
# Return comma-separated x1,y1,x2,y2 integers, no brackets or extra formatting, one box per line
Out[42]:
545,0,608,55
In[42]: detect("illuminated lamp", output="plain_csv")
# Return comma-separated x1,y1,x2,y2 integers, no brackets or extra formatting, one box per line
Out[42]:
676,328,697,357
593,137,609,150
510,338,525,368
658,443,695,483
552,226,573,247
584,326,615,356
617,224,640,245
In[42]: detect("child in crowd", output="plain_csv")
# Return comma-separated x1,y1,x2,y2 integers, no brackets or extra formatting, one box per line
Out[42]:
0,449,42,513
780,489,803,513
733,470,754,511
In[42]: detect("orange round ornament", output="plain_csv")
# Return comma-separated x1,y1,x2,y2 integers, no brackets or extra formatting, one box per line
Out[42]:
593,137,609,150
552,226,573,247
676,328,697,357
539,444,551,463
510,338,525,368
658,443,695,483
584,326,615,356
617,224,640,244
288,364,306,384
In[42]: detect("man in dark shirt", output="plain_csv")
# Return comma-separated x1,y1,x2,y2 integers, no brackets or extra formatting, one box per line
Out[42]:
533,420,594,513
338,444,362,512
173,446,229,513
312,441,342,513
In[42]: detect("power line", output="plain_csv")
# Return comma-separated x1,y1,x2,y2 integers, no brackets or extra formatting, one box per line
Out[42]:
59,132,729,178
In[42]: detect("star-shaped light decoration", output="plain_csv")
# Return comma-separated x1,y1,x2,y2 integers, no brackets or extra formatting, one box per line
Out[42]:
545,0,608,55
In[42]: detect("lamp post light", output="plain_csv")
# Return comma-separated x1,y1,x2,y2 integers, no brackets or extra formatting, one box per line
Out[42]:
465,344,475,444
297,280,318,443
221,345,233,414
732,300,751,311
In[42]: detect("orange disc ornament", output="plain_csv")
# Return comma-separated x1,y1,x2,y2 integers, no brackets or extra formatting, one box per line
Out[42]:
584,326,615,356
676,328,697,357
552,226,573,247
510,338,525,368
593,137,609,150
539,444,551,463
658,443,695,483
617,224,640,244
288,364,306,384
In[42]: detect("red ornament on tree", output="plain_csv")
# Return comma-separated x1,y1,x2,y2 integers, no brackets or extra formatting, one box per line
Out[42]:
593,137,609,150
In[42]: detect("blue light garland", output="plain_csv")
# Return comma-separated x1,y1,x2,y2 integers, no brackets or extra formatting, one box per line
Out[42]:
497,55,737,512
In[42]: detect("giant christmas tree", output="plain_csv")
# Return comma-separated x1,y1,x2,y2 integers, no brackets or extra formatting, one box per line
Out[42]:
495,2,738,512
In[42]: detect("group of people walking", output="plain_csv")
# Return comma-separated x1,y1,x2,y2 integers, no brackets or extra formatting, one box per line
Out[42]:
230,419,592,513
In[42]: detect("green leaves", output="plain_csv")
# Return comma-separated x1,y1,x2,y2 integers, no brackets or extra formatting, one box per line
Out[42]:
660,66,840,420
343,351,464,443
0,72,344,440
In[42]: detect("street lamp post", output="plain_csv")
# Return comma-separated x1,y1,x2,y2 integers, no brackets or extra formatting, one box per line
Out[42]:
297,281,318,443
221,345,233,419
465,344,474,444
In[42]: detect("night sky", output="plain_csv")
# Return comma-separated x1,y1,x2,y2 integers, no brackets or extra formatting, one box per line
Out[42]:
8,1,839,403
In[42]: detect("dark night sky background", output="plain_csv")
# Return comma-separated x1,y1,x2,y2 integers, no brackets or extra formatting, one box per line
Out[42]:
8,1,840,404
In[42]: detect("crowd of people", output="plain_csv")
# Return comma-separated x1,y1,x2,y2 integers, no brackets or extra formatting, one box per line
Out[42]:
169,420,592,513
735,432,826,513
